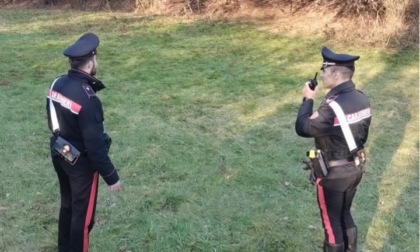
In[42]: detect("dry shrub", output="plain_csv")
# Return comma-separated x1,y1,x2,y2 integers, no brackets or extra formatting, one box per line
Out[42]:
1,0,417,48
333,0,386,19
202,0,418,49
134,0,167,14
381,0,419,48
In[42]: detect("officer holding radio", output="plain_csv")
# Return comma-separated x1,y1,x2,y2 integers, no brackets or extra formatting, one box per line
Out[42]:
46,33,121,252
295,47,372,252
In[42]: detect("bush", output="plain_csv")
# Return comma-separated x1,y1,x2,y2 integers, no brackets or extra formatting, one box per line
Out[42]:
1,0,417,48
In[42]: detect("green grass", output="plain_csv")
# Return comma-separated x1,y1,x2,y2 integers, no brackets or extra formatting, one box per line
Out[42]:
0,9,418,252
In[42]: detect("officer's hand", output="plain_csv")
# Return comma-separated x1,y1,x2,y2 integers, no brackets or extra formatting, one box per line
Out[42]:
302,81,318,100
109,180,121,192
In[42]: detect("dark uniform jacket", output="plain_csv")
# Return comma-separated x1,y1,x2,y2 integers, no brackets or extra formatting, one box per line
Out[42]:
46,69,119,185
295,80,372,161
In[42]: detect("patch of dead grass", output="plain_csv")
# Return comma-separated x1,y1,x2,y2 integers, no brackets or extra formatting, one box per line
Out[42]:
2,0,417,49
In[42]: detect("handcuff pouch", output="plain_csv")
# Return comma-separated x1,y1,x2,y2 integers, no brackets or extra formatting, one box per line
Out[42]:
53,136,81,165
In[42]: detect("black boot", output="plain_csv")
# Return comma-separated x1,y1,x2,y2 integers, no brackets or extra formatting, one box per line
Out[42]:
323,241,345,252
345,227,357,252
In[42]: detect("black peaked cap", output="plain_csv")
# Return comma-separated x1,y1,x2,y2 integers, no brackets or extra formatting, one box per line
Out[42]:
63,33,99,58
321,47,359,70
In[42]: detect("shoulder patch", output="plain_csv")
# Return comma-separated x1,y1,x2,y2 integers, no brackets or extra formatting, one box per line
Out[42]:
82,85,96,98
325,95,338,103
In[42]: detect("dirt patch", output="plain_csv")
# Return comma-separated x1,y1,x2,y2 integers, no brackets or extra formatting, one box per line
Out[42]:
0,80,11,87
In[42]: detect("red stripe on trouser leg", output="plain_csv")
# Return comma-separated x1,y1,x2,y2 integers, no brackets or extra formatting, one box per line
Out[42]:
316,178,336,244
83,172,98,252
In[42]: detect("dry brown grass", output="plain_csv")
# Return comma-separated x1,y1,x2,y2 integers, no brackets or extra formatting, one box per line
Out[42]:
1,0,418,49
196,0,419,49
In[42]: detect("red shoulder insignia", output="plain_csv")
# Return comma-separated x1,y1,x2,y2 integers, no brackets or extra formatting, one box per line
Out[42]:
82,85,96,98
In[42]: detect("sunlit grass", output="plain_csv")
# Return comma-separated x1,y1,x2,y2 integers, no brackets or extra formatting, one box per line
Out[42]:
364,58,419,251
0,8,418,252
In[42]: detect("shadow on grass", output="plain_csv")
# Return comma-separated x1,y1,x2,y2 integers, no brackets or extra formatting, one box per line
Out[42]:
357,49,419,251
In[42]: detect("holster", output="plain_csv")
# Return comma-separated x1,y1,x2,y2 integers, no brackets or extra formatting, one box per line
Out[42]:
307,149,329,178
302,160,316,184
355,149,367,172
52,136,81,165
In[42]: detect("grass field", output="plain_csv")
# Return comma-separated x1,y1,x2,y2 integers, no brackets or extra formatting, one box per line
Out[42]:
0,9,418,252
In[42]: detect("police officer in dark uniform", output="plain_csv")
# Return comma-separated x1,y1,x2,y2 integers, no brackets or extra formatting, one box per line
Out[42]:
295,47,372,252
46,33,121,252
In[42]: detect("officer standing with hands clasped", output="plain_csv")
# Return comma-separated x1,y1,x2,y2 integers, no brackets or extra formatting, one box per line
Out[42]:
295,47,372,252
46,33,121,252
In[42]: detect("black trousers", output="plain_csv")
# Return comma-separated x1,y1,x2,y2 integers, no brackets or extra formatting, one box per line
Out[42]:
316,164,363,245
52,155,99,252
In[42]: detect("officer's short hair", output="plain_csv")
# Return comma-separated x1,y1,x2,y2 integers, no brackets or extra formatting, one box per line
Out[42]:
330,65,355,79
68,55,95,70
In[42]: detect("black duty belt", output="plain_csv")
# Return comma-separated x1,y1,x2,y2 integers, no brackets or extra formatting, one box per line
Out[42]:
328,156,354,167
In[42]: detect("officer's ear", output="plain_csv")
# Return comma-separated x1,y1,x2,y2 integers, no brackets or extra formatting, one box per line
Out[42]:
331,68,340,79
